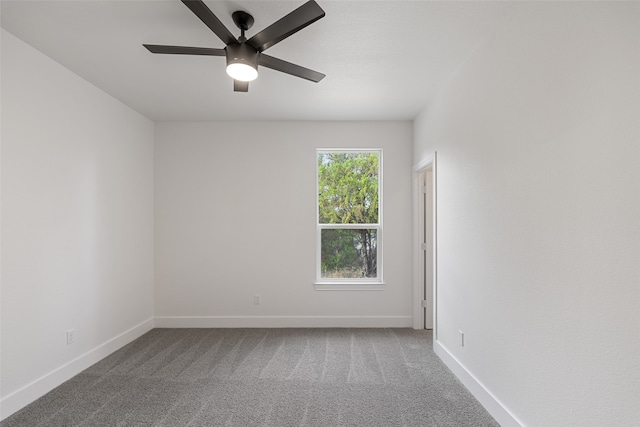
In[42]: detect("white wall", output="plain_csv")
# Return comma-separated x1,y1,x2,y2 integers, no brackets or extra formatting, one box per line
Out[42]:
155,121,413,326
1,30,155,418
414,2,640,426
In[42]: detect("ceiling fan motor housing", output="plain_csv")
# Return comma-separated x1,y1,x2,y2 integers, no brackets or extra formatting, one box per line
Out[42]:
226,42,259,70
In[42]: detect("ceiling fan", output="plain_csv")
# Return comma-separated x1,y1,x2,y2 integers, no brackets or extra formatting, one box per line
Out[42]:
143,0,326,92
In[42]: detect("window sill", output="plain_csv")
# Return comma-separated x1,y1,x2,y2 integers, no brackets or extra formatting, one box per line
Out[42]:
313,282,386,291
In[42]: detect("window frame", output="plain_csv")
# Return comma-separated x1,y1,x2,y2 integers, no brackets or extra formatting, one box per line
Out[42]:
315,149,384,290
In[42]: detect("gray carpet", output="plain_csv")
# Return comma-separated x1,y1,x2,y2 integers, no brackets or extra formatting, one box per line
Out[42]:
1,328,498,426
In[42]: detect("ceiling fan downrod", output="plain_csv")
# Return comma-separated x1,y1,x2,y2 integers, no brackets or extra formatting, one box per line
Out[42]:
232,10,254,42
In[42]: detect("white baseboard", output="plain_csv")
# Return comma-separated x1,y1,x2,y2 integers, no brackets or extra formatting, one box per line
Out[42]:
0,317,155,421
433,340,524,427
154,315,412,328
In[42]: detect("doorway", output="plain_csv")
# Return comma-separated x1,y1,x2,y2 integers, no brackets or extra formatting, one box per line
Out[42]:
413,154,436,333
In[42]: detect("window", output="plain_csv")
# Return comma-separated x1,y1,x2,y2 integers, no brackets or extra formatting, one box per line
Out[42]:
316,150,382,287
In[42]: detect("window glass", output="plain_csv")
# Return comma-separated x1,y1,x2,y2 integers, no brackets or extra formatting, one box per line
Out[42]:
317,150,381,282
320,229,377,278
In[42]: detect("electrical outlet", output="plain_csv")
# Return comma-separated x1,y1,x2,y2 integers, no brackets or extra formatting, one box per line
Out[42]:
67,329,75,345
254,295,261,305
459,330,464,347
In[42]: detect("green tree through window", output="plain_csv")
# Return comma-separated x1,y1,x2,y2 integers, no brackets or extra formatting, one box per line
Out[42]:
317,151,381,280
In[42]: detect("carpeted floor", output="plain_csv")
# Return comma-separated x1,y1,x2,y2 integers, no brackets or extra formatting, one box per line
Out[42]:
1,328,498,426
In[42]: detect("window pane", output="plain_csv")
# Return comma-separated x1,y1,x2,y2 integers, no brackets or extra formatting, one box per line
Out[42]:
318,152,379,224
321,229,377,278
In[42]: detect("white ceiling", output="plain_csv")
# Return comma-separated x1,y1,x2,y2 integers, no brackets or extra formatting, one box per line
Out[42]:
1,0,514,121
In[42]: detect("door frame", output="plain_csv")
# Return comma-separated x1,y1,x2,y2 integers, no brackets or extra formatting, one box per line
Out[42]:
412,153,437,336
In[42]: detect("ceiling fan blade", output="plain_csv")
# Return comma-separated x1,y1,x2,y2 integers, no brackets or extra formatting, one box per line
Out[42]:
143,44,226,56
247,0,325,52
259,54,325,83
181,0,237,46
234,80,249,92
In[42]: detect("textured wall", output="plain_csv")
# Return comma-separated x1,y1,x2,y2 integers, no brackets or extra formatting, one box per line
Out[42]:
154,121,413,325
1,29,154,412
414,3,640,426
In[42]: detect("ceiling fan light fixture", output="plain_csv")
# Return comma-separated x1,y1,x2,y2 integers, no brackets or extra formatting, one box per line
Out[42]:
226,62,258,82
226,43,259,82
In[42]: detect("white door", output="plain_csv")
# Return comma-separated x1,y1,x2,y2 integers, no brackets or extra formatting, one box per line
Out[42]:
421,168,434,329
